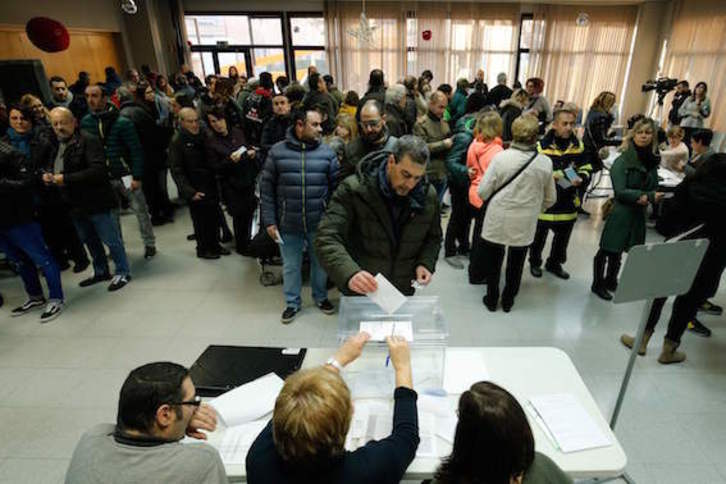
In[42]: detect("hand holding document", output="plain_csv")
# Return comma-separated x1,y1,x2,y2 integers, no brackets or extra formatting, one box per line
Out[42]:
208,373,284,427
366,273,407,314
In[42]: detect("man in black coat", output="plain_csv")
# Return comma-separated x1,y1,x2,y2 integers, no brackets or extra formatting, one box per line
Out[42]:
0,140,65,322
169,107,225,259
46,107,131,292
384,84,409,138
356,69,386,121
260,93,291,161
667,80,690,128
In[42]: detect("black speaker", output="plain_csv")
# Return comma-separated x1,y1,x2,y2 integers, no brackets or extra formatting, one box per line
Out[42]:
0,60,53,106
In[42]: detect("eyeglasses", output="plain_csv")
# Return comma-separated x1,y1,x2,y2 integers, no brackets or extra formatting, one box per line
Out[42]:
169,395,202,407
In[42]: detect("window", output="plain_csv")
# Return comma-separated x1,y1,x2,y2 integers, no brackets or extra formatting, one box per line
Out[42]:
515,14,533,86
288,14,326,82
184,13,293,80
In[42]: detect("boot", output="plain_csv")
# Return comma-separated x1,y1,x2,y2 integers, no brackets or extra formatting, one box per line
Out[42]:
620,329,653,356
658,338,686,364
592,252,607,290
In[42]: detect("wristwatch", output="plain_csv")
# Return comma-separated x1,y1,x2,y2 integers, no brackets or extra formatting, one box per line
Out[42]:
325,357,344,372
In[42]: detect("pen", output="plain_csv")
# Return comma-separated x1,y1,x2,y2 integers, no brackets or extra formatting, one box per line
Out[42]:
385,323,396,367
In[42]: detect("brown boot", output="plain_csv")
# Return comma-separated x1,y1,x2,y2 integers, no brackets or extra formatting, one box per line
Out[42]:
658,338,686,364
620,329,653,356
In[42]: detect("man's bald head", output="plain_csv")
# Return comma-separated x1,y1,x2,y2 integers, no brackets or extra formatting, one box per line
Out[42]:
49,107,76,140
359,100,385,144
178,107,200,135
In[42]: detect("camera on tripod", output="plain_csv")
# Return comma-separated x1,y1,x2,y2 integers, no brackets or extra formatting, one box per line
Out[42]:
642,77,679,105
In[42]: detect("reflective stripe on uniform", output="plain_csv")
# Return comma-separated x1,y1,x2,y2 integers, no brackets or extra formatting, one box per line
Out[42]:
539,211,578,222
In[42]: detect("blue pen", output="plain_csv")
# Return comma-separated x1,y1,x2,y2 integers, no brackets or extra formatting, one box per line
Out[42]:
385,323,395,367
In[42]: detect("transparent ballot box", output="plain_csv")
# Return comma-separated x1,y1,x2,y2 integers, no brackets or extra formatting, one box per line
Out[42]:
338,296,448,398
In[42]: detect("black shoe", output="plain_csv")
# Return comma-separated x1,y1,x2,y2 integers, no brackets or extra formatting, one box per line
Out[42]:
144,246,157,259
530,265,543,278
501,298,514,313
688,318,712,337
483,295,498,312
281,307,299,324
79,274,112,287
11,298,46,317
578,207,591,218
591,285,613,301
605,280,618,292
699,300,723,316
108,274,131,292
197,251,220,260
151,216,170,226
73,259,90,273
220,233,234,243
186,234,196,241
0,292,4,308
316,299,335,315
545,264,570,280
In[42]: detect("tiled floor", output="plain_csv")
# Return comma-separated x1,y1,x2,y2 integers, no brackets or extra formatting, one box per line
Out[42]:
0,200,724,484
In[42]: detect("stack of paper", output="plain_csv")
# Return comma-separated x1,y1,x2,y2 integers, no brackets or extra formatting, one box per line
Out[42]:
208,373,284,427
528,393,612,453
215,420,267,465
367,274,407,314
359,321,414,341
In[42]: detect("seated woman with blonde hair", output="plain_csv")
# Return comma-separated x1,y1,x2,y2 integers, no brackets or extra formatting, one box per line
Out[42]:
659,126,689,173
246,333,419,484
425,381,572,484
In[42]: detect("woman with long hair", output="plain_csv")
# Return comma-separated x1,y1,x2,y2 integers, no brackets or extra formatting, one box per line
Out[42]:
591,118,664,300
499,89,529,144
429,381,571,484
678,81,711,144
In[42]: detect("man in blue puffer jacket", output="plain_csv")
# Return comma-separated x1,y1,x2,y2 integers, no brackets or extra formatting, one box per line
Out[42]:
260,107,339,324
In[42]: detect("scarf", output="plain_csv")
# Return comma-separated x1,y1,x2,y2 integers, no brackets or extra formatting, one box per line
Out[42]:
6,128,32,157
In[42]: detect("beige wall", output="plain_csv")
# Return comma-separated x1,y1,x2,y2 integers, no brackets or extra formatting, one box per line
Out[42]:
0,0,125,31
182,0,323,11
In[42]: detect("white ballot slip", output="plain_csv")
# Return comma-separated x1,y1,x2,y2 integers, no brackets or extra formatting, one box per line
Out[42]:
443,350,489,394
215,420,267,465
209,373,284,427
528,393,612,453
359,321,413,342
232,145,248,158
121,175,133,189
367,273,407,314
272,227,284,245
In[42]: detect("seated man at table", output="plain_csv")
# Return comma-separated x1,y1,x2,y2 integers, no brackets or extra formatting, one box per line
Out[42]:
65,362,226,484
315,134,442,296
246,333,419,484
425,381,572,484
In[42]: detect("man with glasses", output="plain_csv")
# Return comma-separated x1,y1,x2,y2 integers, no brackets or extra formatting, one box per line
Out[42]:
65,362,225,483
339,100,398,181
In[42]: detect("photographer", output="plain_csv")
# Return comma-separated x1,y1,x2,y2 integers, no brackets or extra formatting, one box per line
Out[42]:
667,81,690,128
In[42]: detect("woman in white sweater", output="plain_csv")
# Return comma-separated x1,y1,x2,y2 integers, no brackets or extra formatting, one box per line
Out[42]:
477,114,556,312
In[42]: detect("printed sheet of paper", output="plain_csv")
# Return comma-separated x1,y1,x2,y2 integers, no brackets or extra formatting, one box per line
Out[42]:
443,350,489,394
359,321,413,342
529,393,612,453
209,373,284,427
215,420,267,465
367,273,407,314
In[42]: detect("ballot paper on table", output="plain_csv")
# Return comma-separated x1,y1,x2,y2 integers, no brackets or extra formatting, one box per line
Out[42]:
208,373,284,427
367,273,407,315
528,393,612,453
359,321,413,342
215,420,268,465
443,350,489,394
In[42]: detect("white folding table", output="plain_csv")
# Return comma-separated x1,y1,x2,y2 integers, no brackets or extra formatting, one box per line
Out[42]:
208,346,627,482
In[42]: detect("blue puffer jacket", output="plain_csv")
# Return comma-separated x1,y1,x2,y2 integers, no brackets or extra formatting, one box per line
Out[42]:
260,127,338,234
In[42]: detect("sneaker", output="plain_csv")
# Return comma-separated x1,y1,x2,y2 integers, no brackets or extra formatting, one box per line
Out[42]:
444,256,465,269
40,301,64,323
11,298,46,317
73,259,90,273
687,318,712,337
316,299,335,315
108,274,131,292
281,307,299,324
79,274,112,287
144,246,157,259
699,300,723,316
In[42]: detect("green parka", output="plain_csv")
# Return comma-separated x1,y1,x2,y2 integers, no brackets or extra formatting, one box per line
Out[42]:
315,155,442,296
599,144,659,253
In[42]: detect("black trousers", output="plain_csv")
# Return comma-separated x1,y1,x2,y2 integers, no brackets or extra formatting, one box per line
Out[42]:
593,248,622,290
468,207,487,284
646,237,726,343
189,200,220,254
529,219,575,268
444,183,473,257
38,205,89,267
142,164,173,220
482,239,528,303
230,192,258,254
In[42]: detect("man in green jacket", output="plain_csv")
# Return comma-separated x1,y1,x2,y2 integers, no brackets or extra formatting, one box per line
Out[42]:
81,84,156,259
414,91,453,201
315,135,442,296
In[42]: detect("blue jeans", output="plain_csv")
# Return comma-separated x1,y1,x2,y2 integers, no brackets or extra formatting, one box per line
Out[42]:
431,177,448,203
280,230,328,310
73,212,130,277
0,223,64,301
